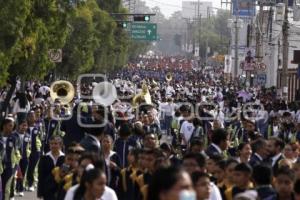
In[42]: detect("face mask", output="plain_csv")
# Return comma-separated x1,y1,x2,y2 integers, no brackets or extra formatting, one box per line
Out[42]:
179,190,196,200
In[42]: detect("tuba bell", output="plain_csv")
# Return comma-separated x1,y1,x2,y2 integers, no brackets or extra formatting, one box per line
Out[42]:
132,83,152,108
50,80,75,105
92,82,117,107
166,73,172,82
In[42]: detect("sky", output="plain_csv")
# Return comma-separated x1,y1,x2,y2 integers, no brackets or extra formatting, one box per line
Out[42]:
144,0,224,18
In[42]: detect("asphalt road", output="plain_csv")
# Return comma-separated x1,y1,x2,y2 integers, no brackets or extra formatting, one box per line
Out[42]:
15,191,39,200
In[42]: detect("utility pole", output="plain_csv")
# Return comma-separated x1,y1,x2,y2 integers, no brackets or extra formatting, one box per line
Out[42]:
282,0,289,101
198,0,201,59
256,1,264,63
234,0,239,79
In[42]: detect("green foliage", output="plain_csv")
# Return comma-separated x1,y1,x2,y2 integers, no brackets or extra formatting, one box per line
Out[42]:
195,11,231,57
0,0,150,84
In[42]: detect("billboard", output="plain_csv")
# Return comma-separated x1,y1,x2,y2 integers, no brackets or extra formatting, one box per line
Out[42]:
232,0,256,17
182,1,213,19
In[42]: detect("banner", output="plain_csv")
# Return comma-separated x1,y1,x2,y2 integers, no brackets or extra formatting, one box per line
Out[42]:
232,0,256,17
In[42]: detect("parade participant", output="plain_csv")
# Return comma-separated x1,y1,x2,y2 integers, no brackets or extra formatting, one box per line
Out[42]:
293,161,300,180
249,138,269,167
80,125,104,155
101,134,120,191
192,172,212,200
218,159,238,200
61,105,85,148
189,139,206,155
266,167,295,200
143,133,158,150
206,128,229,158
136,149,163,200
43,107,59,153
119,148,140,200
1,118,20,200
26,111,42,191
252,164,276,200
236,143,252,164
213,160,226,197
267,137,285,174
37,135,65,200
52,144,84,200
15,120,31,197
206,155,223,182
64,154,117,200
12,92,30,124
182,153,222,200
283,142,299,163
225,163,253,200
147,167,195,200
160,143,181,167
114,123,139,168
72,166,117,200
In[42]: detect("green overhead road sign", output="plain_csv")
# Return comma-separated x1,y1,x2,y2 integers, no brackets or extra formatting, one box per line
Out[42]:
131,23,157,41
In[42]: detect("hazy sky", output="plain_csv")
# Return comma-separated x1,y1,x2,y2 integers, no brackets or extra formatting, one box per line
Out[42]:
144,0,224,18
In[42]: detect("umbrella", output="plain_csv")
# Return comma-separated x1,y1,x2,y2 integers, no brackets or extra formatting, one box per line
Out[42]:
237,90,252,102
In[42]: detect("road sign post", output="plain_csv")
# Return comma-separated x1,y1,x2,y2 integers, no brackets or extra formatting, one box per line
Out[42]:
131,23,157,41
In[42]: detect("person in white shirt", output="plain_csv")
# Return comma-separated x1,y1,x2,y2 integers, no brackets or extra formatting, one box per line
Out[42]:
180,119,195,146
65,164,118,200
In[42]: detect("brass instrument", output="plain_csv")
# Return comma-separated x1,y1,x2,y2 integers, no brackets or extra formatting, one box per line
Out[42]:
50,80,75,105
165,72,172,82
132,83,152,107
92,82,117,106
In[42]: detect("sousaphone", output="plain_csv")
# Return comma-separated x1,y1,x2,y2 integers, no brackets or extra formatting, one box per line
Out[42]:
50,80,75,105
166,72,172,82
92,82,117,107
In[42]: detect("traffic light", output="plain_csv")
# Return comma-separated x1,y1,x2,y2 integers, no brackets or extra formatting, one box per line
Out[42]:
133,15,150,22
117,21,128,28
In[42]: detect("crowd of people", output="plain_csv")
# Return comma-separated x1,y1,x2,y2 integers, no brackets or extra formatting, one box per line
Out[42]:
0,56,299,200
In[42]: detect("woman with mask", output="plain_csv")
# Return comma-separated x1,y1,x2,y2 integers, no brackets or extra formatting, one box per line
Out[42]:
147,166,196,200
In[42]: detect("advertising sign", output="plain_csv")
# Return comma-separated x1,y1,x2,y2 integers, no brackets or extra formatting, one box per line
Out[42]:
232,0,256,17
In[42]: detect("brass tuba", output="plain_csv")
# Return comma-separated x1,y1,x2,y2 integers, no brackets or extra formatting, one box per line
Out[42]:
50,80,75,105
165,72,172,82
132,83,152,107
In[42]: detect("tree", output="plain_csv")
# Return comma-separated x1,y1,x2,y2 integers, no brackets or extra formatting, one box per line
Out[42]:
57,2,100,78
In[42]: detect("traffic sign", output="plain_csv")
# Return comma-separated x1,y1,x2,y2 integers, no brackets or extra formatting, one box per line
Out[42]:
48,49,62,63
255,73,267,86
131,23,157,41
